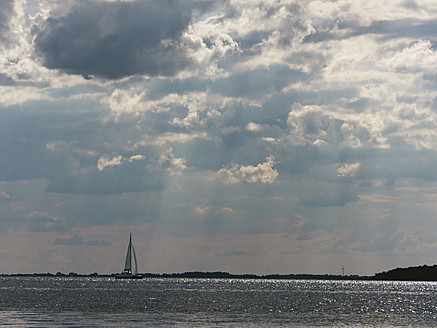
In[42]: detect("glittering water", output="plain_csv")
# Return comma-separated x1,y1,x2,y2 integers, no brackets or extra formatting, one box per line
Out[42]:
1,277,437,327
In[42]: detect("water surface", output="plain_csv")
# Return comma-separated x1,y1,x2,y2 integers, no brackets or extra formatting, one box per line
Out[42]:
1,277,436,327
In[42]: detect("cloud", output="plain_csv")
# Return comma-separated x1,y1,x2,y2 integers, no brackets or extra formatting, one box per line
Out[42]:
361,19,437,40
53,234,84,246
97,154,145,171
105,88,147,115
0,191,11,199
246,122,263,132
0,100,104,182
34,0,207,79
0,73,17,86
128,154,145,162
286,103,392,150
97,155,123,171
303,186,358,208
211,65,307,98
4,0,437,276
402,0,419,10
27,212,67,232
194,206,210,217
157,147,187,174
0,0,15,48
337,162,360,177
382,39,437,74
86,239,111,246
0,216,26,233
185,0,313,74
46,168,166,195
218,156,278,184
218,247,262,257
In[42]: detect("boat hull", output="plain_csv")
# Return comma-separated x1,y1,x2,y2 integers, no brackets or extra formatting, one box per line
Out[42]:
115,274,143,279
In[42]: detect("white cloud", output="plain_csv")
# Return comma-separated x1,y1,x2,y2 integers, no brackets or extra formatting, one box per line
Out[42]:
105,88,147,115
214,207,234,215
286,103,391,149
97,154,146,171
194,206,210,217
97,155,123,171
382,40,437,74
128,154,145,162
337,162,360,177
218,156,278,184
0,191,11,199
157,147,187,174
245,122,263,132
183,27,241,78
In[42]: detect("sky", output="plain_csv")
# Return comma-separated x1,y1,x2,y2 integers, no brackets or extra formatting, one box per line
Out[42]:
1,0,437,276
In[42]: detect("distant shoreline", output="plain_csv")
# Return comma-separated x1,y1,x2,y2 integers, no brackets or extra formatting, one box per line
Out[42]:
373,264,437,281
3,265,437,281
0,271,370,280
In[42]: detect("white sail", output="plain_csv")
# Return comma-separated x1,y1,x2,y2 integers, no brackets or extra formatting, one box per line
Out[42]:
123,233,133,273
132,244,139,275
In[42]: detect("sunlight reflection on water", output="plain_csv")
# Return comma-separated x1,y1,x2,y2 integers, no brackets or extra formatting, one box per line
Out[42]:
1,277,437,327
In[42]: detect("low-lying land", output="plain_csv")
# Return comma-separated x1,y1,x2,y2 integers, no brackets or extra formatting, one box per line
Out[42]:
372,265,437,281
1,271,367,280
3,265,437,281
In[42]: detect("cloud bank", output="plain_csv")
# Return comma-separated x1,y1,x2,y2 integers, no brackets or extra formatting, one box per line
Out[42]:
1,0,437,275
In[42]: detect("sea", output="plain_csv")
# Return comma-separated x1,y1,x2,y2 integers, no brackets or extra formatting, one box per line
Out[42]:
1,277,437,327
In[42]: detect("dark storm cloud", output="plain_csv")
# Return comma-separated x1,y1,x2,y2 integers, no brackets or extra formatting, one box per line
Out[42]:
0,0,15,47
34,0,208,79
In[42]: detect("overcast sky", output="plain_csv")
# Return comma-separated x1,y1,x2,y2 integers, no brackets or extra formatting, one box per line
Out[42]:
2,0,437,276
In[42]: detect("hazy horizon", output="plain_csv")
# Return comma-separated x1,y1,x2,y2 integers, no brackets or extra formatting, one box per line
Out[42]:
1,0,437,277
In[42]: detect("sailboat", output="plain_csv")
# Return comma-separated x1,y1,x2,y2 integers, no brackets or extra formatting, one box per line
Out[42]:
115,233,143,279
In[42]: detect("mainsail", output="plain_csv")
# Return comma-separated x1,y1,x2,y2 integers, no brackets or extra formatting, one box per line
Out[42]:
123,233,133,274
